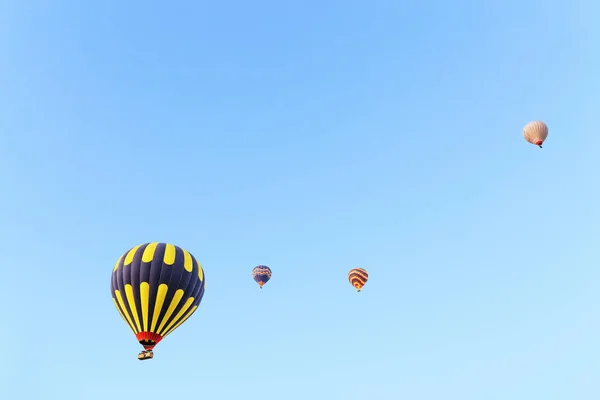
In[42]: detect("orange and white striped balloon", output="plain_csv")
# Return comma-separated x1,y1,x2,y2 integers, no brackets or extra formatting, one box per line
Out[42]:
348,268,368,292
523,121,548,148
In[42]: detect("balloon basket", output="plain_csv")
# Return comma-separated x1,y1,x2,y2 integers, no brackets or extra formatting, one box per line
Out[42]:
137,350,154,361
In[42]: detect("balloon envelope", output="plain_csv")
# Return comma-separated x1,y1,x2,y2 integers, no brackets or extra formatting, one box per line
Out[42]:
110,242,206,352
348,268,368,291
523,121,548,148
252,265,272,288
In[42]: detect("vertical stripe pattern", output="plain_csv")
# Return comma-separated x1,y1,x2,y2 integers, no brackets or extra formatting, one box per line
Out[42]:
348,268,368,292
111,242,206,350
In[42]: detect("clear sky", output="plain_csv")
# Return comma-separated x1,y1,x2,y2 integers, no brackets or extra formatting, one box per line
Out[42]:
1,1,599,399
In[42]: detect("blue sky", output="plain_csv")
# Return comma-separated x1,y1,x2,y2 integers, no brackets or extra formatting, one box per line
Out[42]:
1,1,599,399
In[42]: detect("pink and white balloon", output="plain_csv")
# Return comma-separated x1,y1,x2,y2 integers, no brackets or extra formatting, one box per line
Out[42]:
523,121,549,148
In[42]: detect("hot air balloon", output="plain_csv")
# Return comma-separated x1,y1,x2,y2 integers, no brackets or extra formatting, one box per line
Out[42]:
252,265,271,289
348,268,368,292
523,121,548,148
110,242,206,360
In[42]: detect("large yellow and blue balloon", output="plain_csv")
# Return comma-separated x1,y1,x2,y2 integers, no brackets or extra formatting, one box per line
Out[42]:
110,242,206,359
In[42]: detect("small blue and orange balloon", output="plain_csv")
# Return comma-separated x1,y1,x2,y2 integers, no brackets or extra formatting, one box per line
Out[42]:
252,265,272,289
